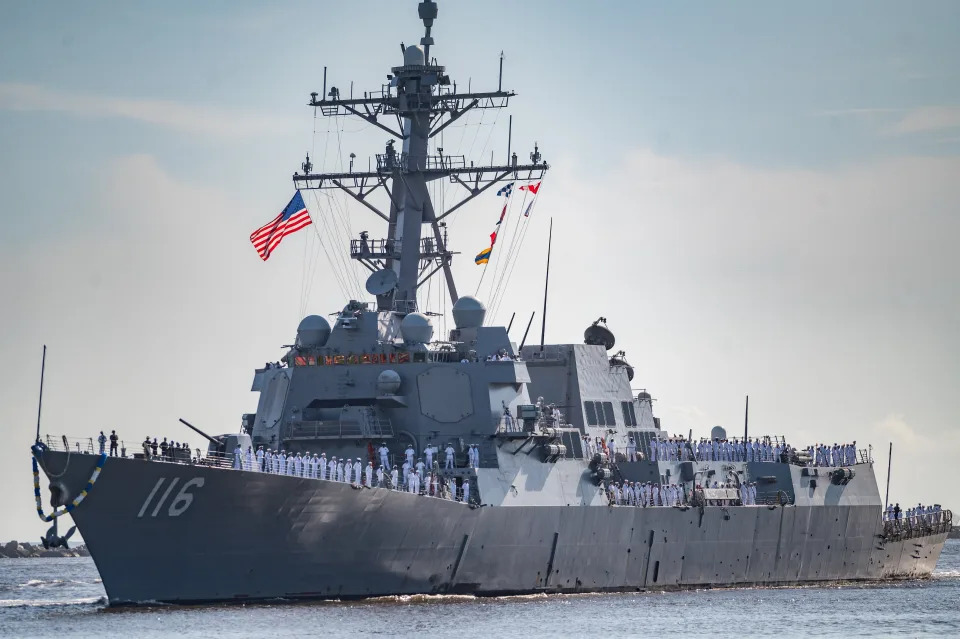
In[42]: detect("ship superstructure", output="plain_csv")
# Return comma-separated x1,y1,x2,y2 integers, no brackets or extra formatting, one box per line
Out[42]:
30,1,950,605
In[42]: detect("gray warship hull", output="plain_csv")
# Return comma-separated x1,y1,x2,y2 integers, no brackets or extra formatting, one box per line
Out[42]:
38,450,946,605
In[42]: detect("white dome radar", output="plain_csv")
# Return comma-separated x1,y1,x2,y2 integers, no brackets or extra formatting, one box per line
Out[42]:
377,370,402,395
403,44,425,66
400,313,434,345
452,295,486,329
296,315,332,348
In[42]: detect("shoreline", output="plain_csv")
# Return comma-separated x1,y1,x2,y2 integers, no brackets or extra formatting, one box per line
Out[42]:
0,540,89,558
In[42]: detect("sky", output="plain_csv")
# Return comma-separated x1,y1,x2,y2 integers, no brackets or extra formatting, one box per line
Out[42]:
1,0,959,541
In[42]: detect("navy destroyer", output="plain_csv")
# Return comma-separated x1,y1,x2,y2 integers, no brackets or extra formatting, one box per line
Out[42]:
30,1,950,605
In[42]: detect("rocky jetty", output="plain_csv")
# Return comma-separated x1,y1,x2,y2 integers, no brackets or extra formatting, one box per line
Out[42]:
0,540,89,558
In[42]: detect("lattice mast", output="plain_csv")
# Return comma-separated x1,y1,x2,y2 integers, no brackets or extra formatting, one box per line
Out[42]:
293,0,548,315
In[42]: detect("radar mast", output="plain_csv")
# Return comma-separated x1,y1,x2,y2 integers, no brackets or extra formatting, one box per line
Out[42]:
293,0,548,316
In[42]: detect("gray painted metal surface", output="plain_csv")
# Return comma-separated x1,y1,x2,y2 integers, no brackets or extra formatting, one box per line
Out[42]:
35,450,946,605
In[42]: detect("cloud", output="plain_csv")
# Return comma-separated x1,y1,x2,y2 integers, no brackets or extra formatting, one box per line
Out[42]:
886,106,960,135
874,414,930,452
0,82,295,139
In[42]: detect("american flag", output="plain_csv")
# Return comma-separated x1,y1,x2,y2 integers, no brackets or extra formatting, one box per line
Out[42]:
250,191,312,260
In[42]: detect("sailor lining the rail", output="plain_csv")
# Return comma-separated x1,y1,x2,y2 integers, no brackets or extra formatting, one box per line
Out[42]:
353,458,362,486
378,442,389,469
404,445,415,467
444,444,455,469
365,461,374,487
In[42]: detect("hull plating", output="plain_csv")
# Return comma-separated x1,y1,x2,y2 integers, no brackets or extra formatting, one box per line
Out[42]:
37,451,946,605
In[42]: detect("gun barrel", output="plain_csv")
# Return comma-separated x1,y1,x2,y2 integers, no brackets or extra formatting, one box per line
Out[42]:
178,418,222,446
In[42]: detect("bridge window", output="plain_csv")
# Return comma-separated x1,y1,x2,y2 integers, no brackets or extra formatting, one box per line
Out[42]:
602,402,616,426
595,402,606,426
584,401,598,426
621,401,637,426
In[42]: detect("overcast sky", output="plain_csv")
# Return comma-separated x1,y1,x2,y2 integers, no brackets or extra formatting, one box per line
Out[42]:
1,0,959,541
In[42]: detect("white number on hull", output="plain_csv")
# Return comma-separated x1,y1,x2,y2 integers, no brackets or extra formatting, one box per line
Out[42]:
138,477,204,518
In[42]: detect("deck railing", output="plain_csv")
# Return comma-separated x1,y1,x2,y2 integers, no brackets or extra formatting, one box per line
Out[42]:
882,510,953,540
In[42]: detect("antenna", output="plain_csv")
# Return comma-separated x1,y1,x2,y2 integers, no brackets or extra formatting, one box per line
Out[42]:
35,344,47,443
743,395,749,441
519,312,536,351
498,50,504,92
884,442,893,509
506,312,516,334
539,218,553,352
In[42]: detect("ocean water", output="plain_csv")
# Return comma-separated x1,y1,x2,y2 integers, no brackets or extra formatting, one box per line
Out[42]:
1,540,957,638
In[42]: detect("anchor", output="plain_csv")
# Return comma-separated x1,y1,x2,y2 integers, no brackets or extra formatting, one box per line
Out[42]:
40,517,76,550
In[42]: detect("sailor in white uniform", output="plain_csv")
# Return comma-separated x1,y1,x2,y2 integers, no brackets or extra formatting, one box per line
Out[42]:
328,456,338,481
256,446,265,471
404,445,415,467
375,465,384,487
353,458,362,486
378,443,390,469
462,479,471,503
336,458,344,482
278,450,287,474
365,461,374,487
626,437,637,462
390,465,399,490
424,445,436,468
408,469,420,494
402,460,411,486
233,445,242,469
444,444,455,469
344,459,353,484
415,457,426,478
287,452,296,476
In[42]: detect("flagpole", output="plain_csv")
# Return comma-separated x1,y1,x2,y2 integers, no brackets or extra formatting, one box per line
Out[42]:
540,218,553,352
35,345,47,443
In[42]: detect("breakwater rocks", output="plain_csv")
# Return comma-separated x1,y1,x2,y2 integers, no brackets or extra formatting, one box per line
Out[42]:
0,540,89,558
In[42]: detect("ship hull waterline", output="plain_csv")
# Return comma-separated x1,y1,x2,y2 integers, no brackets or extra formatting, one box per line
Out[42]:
35,450,946,606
